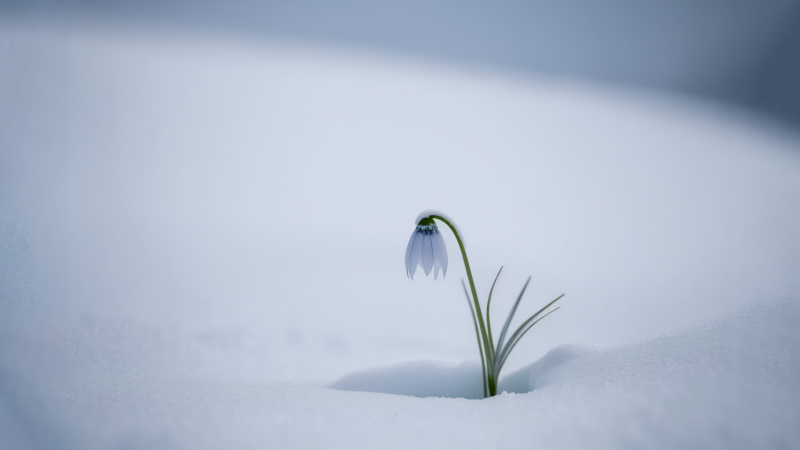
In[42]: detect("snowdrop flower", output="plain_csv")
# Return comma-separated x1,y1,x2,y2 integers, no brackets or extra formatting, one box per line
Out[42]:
405,219,448,280
404,211,564,398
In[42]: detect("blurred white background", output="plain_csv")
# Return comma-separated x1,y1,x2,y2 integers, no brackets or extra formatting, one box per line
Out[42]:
3,0,800,125
2,16,798,375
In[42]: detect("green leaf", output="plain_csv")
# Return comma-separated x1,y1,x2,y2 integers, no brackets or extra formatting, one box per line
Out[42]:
493,276,532,373
485,266,503,361
496,293,564,368
496,307,560,375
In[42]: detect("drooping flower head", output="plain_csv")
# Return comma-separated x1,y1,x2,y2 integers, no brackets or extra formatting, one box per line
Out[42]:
405,217,448,280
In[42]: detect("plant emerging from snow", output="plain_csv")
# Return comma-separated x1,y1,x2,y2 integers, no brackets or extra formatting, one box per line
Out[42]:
405,212,564,398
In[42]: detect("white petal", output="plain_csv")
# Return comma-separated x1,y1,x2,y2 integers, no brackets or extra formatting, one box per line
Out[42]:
408,232,423,280
405,230,416,277
421,234,434,276
435,231,448,278
430,232,443,279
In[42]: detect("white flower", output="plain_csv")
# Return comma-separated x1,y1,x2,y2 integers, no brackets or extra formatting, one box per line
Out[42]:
405,222,448,280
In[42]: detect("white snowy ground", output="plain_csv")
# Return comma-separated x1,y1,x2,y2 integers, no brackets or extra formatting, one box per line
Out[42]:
1,20,800,449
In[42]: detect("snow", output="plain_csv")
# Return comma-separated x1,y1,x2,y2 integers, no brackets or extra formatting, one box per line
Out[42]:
332,360,484,399
1,296,795,449
1,19,800,449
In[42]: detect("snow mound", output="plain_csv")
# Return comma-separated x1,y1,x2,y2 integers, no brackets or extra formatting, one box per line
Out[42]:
330,299,798,421
534,299,797,392
501,344,600,393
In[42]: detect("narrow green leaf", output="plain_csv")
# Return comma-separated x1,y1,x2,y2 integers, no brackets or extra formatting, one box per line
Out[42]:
496,307,560,375
485,266,503,361
496,293,564,367
493,276,532,373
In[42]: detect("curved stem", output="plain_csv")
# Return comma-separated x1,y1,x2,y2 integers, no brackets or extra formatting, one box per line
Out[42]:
430,215,495,396
462,279,488,398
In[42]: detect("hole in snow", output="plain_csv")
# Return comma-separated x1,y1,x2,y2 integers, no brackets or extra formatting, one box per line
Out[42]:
329,360,485,399
328,345,601,399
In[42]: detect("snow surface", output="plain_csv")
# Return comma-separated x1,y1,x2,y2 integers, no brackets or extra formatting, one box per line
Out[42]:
1,19,800,449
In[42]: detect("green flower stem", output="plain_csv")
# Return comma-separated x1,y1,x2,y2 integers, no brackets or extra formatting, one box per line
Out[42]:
462,279,488,398
429,215,496,397
421,213,562,398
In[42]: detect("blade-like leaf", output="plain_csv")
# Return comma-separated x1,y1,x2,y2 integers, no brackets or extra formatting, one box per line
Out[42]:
493,276,532,373
496,294,564,367
462,279,488,398
486,266,503,360
496,307,561,376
